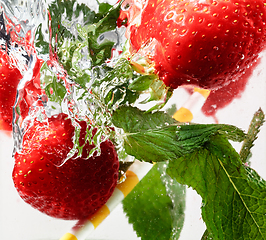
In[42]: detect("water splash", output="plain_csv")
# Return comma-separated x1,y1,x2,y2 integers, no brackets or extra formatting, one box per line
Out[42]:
9,0,130,162
0,0,48,43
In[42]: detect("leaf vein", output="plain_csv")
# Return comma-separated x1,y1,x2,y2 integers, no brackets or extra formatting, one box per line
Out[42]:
218,158,266,239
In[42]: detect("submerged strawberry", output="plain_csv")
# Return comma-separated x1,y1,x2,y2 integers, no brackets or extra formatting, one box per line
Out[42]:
12,113,119,220
120,0,266,89
0,30,44,132
0,50,22,131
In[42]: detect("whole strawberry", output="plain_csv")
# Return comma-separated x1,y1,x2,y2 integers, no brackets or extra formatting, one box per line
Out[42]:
12,113,119,220
120,0,266,89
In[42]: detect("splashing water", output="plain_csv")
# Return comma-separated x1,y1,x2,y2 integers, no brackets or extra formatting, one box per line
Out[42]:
2,0,132,162
0,0,48,39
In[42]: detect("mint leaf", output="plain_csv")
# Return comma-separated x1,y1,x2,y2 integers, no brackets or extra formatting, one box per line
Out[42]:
112,105,176,132
58,42,92,89
177,123,245,148
128,74,157,91
123,163,185,240
166,104,178,116
35,23,49,55
45,76,66,103
36,0,98,55
167,135,266,240
157,163,186,239
201,230,214,240
112,106,245,162
87,3,121,66
137,79,173,112
148,79,170,102
48,0,98,44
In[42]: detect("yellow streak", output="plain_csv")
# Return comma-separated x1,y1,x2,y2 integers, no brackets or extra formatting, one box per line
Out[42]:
193,88,210,99
116,170,139,197
173,107,193,122
59,232,78,240
90,205,111,229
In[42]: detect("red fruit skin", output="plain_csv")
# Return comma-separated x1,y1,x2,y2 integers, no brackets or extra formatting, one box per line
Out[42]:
0,50,22,131
121,0,266,89
0,49,44,132
18,58,46,121
12,113,119,220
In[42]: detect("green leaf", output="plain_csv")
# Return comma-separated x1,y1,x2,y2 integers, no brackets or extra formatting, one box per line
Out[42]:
45,78,67,103
165,104,178,116
146,87,174,112
167,135,266,240
201,229,214,240
157,163,186,239
41,0,98,59
112,106,245,163
137,78,172,111
87,2,121,66
128,74,157,91
148,79,169,102
112,105,176,133
57,42,92,89
35,24,49,55
123,163,186,240
48,0,98,44
176,123,246,149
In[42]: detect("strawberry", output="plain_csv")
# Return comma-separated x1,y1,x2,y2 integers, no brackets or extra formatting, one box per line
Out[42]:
12,113,119,220
0,49,22,131
0,52,45,132
0,18,43,132
18,57,46,121
120,0,266,89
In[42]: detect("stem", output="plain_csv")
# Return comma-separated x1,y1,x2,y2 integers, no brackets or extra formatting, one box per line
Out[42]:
239,108,265,164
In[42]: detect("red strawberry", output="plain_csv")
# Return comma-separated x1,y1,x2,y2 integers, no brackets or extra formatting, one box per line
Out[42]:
12,113,119,220
120,0,266,90
17,57,46,121
0,23,44,132
0,52,45,132
0,49,22,131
